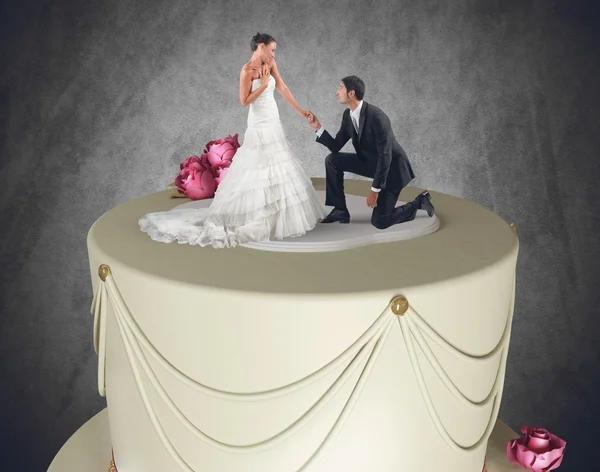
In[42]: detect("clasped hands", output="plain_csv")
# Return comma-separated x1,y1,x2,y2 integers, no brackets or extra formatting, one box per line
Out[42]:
304,110,320,130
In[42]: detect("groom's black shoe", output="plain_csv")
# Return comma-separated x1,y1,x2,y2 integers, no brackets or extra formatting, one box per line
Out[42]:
321,208,350,224
416,191,435,217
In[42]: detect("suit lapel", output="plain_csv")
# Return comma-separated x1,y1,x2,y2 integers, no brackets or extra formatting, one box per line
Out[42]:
358,102,367,141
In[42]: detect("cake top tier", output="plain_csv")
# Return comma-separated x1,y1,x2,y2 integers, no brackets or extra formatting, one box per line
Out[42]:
88,179,518,294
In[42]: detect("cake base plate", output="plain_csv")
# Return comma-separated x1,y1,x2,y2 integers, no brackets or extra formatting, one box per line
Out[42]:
175,191,440,252
47,409,524,471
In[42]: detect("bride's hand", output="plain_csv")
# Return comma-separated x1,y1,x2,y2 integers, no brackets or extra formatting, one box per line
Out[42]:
259,69,270,86
306,111,320,129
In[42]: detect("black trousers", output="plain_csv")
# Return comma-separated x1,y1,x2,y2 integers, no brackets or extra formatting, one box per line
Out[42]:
325,152,417,229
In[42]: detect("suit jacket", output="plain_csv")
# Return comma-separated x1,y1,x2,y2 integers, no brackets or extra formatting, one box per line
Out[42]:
316,101,415,192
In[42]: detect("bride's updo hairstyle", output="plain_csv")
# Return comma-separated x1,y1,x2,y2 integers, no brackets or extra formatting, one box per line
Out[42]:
251,32,276,51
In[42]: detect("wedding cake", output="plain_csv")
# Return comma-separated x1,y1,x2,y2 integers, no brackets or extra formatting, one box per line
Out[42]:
87,178,518,472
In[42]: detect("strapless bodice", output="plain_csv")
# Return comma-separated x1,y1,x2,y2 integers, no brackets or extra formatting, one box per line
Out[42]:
248,75,279,126
250,75,276,99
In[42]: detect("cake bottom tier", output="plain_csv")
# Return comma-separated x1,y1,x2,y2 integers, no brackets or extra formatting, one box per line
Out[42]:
47,409,523,472
89,229,517,471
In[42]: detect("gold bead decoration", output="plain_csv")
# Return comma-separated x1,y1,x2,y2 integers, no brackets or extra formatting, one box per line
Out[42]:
390,296,409,315
98,264,111,281
509,222,517,232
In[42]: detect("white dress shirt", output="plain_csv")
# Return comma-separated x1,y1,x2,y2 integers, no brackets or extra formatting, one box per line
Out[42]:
350,100,363,134
315,100,381,192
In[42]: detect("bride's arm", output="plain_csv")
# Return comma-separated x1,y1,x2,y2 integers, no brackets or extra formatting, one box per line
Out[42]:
270,61,307,117
240,66,268,107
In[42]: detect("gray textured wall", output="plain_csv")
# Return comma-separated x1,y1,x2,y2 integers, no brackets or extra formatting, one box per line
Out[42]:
1,0,598,470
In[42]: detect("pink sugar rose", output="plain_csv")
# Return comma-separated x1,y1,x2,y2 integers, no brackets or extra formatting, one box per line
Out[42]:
214,166,229,186
173,134,240,197
204,134,240,168
203,133,240,154
175,157,216,200
507,426,566,472
180,155,205,171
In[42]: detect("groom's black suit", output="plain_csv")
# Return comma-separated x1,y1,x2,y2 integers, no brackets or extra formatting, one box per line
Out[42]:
316,101,417,228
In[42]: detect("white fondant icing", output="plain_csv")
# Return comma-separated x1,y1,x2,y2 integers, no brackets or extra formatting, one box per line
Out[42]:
398,286,514,452
91,281,107,396
86,179,519,472
96,273,395,463
174,191,440,252
47,409,525,472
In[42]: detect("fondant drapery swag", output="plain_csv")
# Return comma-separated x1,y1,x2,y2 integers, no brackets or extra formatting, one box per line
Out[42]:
91,265,513,471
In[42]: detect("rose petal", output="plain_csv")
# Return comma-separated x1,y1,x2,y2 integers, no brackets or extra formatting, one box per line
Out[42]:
187,161,204,171
221,148,236,162
531,429,550,440
180,155,202,170
200,167,217,190
526,436,550,454
519,444,565,471
175,168,191,192
206,151,224,167
548,432,567,449
204,139,225,153
207,142,231,154
506,440,519,463
520,425,533,436
181,166,216,200
214,167,229,185
541,446,566,470
515,443,538,468
545,453,564,471
216,143,235,154
216,160,232,169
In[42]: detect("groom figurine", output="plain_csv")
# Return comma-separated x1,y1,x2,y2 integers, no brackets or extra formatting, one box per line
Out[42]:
307,76,433,227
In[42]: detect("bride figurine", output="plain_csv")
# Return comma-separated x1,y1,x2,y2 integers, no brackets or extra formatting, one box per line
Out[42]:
139,32,327,248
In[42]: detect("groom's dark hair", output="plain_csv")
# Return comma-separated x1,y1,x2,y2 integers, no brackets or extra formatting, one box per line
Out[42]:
251,32,276,51
341,76,365,100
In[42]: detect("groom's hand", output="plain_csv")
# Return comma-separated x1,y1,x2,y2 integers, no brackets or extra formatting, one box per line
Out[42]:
306,111,320,130
366,190,378,208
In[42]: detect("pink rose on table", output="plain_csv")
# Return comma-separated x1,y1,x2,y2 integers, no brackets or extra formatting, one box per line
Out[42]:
507,426,566,472
174,156,216,200
204,133,240,154
204,133,240,168
179,154,204,171
214,166,229,186
171,134,240,197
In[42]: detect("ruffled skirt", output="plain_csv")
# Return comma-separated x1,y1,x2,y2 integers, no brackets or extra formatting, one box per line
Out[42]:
139,121,327,248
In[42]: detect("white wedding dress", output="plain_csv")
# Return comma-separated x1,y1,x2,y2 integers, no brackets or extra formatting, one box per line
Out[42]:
139,75,327,248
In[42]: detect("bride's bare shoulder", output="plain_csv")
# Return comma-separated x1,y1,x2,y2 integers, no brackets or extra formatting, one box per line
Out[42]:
241,63,256,79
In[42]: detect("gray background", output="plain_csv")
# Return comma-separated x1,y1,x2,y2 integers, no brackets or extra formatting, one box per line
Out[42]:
1,0,598,470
